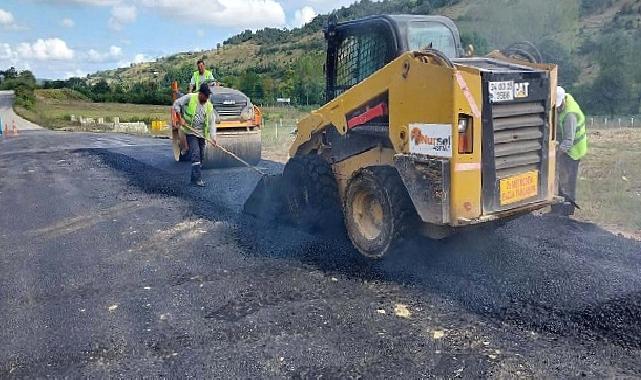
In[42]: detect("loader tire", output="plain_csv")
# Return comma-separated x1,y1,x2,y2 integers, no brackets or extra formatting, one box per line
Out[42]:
281,154,341,231
344,166,419,259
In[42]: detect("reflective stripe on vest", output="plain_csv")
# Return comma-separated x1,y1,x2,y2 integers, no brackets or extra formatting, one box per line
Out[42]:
183,94,213,138
559,94,587,160
193,70,213,88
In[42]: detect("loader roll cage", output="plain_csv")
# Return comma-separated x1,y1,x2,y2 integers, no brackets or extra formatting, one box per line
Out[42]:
324,15,463,102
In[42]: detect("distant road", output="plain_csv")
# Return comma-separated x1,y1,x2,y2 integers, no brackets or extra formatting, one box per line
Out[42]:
0,90,43,131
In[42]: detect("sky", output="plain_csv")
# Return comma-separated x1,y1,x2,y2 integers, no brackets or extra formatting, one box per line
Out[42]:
0,0,359,80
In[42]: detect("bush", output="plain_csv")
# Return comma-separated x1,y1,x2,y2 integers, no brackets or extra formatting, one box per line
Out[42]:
0,69,36,109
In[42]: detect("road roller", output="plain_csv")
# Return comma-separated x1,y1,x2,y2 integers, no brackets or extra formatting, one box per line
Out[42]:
171,82,262,168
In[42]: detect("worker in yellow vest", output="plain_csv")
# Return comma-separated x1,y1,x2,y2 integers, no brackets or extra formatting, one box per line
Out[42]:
173,83,216,187
189,60,215,93
553,86,587,216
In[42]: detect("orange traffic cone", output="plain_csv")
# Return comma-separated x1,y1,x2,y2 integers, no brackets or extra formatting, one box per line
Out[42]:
12,120,17,135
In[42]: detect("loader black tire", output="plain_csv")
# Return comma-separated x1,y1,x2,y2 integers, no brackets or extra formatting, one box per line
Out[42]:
344,166,419,259
281,154,342,231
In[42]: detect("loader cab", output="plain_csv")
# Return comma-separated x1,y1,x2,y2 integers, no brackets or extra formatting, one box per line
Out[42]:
325,15,463,102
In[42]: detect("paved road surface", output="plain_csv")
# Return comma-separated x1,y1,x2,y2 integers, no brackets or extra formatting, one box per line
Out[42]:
1,93,641,377
0,91,43,132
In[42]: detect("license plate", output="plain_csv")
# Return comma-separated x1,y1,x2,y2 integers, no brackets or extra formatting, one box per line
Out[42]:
223,100,236,105
500,170,539,205
489,81,514,103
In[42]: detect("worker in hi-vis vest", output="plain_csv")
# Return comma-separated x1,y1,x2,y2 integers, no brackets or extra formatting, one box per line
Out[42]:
173,83,216,187
189,59,215,93
553,86,587,216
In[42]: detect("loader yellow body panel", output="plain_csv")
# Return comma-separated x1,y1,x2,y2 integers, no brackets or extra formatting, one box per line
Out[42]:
290,51,559,227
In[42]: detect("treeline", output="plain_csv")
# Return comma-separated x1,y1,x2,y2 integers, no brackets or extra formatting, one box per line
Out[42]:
42,78,173,105
454,0,641,115
39,52,325,107
0,68,37,109
573,28,641,115
165,53,326,106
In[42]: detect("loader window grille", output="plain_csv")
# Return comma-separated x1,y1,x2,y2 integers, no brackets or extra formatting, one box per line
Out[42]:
334,32,391,99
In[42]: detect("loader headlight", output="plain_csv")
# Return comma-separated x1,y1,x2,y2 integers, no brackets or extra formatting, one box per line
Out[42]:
240,105,255,122
458,115,473,154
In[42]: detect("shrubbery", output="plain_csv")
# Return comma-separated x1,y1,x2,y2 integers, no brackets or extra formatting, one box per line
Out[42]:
0,69,37,109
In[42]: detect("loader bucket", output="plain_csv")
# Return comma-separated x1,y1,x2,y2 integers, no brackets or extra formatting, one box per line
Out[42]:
243,174,285,220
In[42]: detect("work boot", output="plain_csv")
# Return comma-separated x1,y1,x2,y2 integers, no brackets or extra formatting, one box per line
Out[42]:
190,164,205,187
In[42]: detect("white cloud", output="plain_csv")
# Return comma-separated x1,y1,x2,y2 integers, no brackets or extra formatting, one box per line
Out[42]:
64,69,89,79
16,38,74,61
132,53,150,64
108,4,137,31
0,8,18,29
139,0,286,29
0,43,18,65
301,0,358,13
86,45,123,62
292,6,317,28
0,9,14,25
60,0,121,5
61,18,75,28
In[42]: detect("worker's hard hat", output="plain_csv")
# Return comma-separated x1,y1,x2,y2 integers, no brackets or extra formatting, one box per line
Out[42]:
556,86,566,108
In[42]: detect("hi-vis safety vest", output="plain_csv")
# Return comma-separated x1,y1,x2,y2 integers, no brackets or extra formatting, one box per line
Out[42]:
192,69,214,88
183,94,213,139
559,94,587,160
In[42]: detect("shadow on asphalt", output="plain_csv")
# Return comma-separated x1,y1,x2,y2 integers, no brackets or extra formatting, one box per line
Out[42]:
90,148,641,349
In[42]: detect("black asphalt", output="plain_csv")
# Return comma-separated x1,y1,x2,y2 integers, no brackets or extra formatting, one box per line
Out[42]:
1,127,641,377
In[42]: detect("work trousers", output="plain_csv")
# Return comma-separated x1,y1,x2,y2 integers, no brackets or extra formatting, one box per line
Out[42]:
186,134,206,183
554,152,581,216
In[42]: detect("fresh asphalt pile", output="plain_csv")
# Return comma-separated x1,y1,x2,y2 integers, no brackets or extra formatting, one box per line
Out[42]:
1,132,641,377
91,148,641,350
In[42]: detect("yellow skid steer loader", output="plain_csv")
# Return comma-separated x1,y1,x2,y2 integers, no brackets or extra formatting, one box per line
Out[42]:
245,15,562,258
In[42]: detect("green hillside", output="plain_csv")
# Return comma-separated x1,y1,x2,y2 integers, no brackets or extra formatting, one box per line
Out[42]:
52,0,641,115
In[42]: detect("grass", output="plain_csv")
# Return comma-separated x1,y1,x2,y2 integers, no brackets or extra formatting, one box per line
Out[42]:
260,105,308,162
15,90,170,129
575,127,641,238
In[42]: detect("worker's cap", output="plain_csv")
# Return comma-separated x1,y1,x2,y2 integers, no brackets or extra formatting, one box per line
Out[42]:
556,86,566,108
199,83,211,97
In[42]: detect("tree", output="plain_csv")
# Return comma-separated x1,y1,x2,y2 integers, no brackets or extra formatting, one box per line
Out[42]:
463,0,580,49
0,69,37,109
